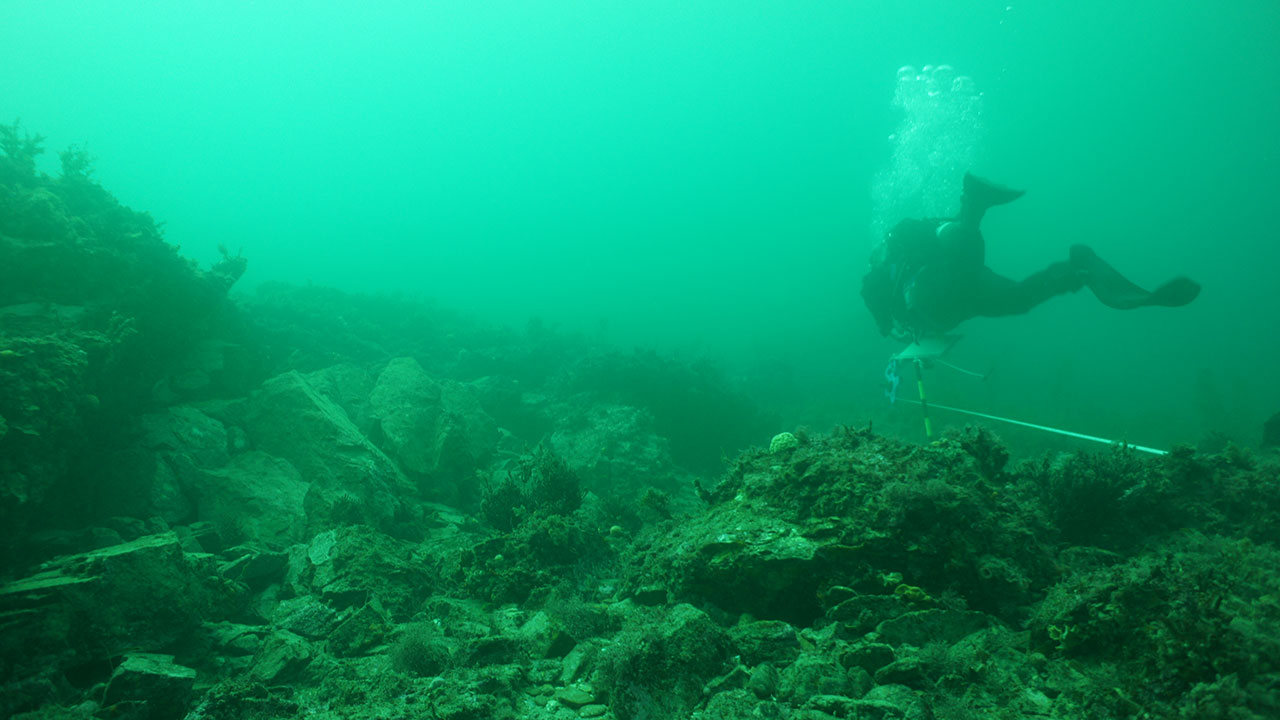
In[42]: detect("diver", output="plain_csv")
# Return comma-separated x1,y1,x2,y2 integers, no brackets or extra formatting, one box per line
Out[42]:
861,173,1201,341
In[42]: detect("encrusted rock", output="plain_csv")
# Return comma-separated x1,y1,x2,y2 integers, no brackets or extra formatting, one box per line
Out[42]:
517,610,575,659
874,655,929,688
554,684,596,708
648,509,828,626
0,532,217,685
273,596,337,639
875,608,990,648
730,619,800,665
191,451,309,549
219,547,288,590
559,640,599,684
102,653,197,720
748,663,780,699
549,402,677,497
250,630,312,683
367,357,497,478
328,603,390,657
778,655,856,701
291,526,433,616
242,369,412,529
841,642,895,675
632,583,667,606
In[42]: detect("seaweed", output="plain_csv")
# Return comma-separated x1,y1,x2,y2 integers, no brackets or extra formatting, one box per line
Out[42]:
0,119,44,181
479,445,582,532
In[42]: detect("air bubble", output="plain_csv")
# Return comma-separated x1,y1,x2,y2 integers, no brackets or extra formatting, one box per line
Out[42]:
870,63,986,244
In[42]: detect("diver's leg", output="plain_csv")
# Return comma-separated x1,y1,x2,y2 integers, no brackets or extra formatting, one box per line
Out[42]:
1070,245,1201,309
935,222,985,271
973,263,1086,317
935,174,1025,268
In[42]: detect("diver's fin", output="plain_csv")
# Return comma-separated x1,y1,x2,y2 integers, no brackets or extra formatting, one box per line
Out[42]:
960,173,1025,222
1147,276,1201,307
1070,244,1201,309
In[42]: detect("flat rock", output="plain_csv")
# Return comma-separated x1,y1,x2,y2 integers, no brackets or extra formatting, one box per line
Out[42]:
0,533,217,681
555,685,596,708
875,608,990,647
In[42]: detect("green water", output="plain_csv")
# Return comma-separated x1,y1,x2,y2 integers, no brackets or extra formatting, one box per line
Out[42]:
3,0,1277,451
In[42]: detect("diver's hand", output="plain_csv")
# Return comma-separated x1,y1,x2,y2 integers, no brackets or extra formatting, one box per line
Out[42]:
890,327,915,343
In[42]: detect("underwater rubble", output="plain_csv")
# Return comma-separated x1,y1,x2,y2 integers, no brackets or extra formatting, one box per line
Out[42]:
3,121,1280,720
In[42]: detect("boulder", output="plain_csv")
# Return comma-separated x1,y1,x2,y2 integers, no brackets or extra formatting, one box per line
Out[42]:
874,609,991,648
549,403,678,497
249,630,313,684
0,328,100,548
135,405,228,524
778,655,857,702
859,684,933,720
190,451,308,548
219,547,289,590
729,619,801,665
603,604,731,720
367,357,497,482
639,505,831,627
827,593,913,638
0,534,219,702
242,370,413,529
291,526,434,619
139,405,229,469
151,339,253,403
515,610,575,659
102,653,197,720
273,596,337,640
328,602,390,657
304,363,375,428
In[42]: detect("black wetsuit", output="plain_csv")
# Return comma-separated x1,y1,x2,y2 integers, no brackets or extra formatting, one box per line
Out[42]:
862,216,1084,339
862,173,1201,341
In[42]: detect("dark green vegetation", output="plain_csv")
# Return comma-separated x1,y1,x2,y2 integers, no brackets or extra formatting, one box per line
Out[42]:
2,124,1279,719
0,121,249,558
